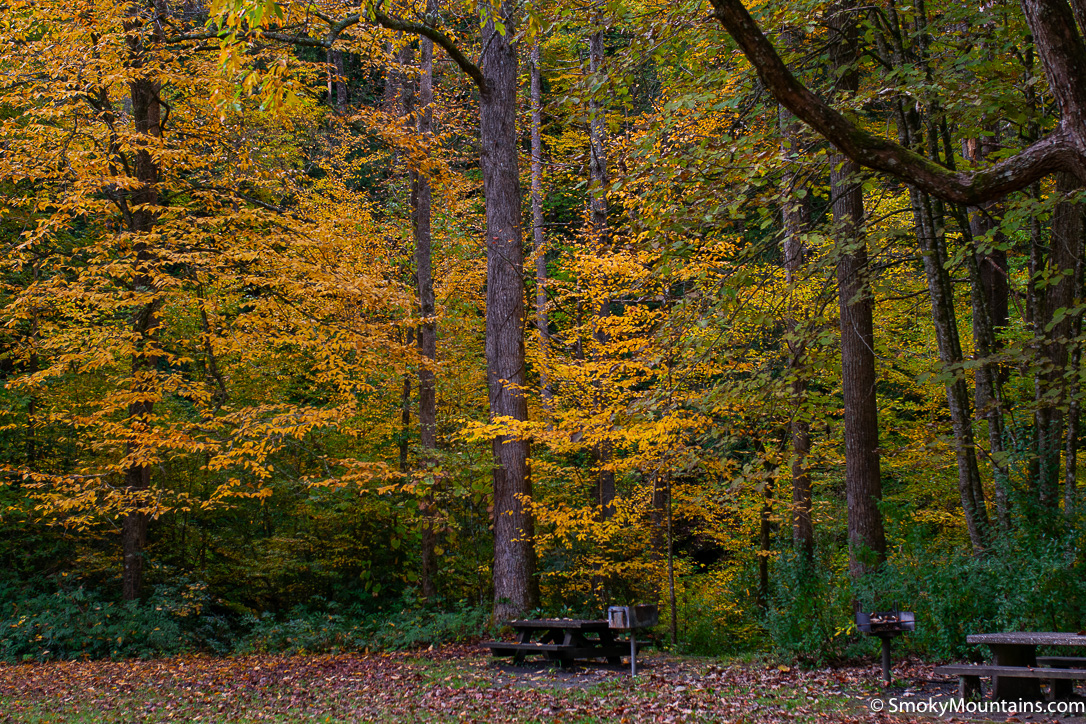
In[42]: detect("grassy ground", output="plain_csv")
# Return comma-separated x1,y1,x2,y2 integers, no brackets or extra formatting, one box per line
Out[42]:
0,645,1045,723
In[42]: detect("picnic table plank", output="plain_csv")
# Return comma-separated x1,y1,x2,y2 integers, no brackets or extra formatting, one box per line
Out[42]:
967,632,1086,647
483,618,626,667
510,619,610,630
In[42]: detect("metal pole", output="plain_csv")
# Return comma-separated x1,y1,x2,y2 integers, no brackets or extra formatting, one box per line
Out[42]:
630,633,637,676
881,636,892,685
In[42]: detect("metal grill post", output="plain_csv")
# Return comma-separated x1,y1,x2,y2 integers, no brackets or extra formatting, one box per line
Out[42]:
881,636,892,685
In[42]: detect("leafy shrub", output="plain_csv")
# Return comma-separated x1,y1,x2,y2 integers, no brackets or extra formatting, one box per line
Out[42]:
764,550,855,663
367,601,490,650
0,587,183,661
855,530,1086,660
0,586,491,661
238,595,490,655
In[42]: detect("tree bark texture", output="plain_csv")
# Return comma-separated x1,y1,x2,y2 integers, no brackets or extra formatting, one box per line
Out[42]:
829,8,886,578
832,157,888,578
481,10,539,620
415,26,439,599
530,39,551,409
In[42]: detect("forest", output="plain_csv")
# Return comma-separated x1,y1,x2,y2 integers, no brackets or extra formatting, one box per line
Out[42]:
1,0,1086,668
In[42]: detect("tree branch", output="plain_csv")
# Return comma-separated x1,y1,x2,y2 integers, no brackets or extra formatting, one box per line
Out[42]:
708,0,1083,204
368,9,487,94
168,8,486,94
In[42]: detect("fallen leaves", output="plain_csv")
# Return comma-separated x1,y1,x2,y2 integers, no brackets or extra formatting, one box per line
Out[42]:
0,647,1044,723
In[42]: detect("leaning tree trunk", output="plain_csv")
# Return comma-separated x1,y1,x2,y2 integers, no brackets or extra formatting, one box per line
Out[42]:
830,4,886,579
909,184,990,549
481,8,539,620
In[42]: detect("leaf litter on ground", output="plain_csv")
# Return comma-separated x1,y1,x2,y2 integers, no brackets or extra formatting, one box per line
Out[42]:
0,645,1078,723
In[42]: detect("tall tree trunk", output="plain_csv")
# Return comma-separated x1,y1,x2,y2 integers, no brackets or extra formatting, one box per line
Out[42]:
333,49,348,113
121,11,163,602
587,4,615,520
757,475,773,610
396,45,416,479
829,5,887,579
399,328,413,475
963,135,1011,530
780,105,813,559
416,23,439,599
481,6,539,620
1037,173,1084,510
530,39,551,409
832,158,888,577
910,184,990,548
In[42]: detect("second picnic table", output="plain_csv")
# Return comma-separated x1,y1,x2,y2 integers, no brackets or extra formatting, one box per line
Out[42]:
936,632,1086,700
482,618,629,666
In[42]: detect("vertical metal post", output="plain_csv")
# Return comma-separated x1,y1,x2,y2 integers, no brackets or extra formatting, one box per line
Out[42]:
880,636,892,685
630,633,637,676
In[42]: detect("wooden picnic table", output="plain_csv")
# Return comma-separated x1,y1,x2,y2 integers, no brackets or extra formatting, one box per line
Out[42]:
937,632,1086,701
481,618,630,667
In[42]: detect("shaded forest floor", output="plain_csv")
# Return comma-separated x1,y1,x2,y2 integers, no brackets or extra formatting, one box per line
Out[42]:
0,645,1078,723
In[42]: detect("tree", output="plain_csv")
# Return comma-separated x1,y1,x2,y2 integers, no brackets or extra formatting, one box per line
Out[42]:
206,0,540,618
828,5,887,576
710,0,1086,539
1,0,411,603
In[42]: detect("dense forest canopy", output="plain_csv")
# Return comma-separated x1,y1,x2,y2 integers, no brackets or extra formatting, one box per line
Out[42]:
1,0,1085,661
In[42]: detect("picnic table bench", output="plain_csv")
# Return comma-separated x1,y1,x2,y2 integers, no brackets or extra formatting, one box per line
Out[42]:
934,632,1086,701
482,618,634,667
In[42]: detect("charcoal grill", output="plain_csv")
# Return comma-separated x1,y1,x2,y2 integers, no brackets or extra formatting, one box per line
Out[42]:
608,604,659,676
856,610,915,685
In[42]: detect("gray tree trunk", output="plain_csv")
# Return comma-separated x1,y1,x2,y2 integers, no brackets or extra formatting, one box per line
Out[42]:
829,5,887,578
530,40,550,409
963,136,1011,529
415,25,439,599
481,9,539,620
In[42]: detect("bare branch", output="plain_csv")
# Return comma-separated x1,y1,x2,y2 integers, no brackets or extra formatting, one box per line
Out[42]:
708,0,1082,204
